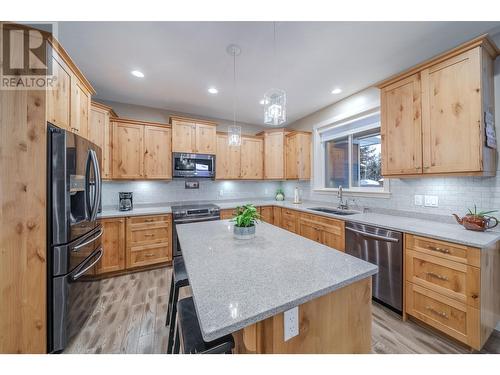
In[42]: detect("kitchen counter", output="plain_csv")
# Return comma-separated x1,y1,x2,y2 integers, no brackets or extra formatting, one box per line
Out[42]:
176,219,378,344
99,199,500,248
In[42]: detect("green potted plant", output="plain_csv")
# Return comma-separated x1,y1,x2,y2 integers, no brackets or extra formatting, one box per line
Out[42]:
232,204,261,239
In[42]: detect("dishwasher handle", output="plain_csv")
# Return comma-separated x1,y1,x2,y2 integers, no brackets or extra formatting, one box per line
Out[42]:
346,226,400,243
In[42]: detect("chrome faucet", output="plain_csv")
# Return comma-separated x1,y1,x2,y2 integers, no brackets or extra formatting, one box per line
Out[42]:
337,185,348,210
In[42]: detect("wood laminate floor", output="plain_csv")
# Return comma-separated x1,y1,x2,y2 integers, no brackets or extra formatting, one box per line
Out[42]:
64,267,500,354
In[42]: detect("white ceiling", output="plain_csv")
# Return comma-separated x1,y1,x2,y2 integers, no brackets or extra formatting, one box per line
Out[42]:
58,21,500,126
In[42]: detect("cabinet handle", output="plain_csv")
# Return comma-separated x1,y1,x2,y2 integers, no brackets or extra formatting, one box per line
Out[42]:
144,253,155,258
144,219,155,222
425,272,448,281
427,245,450,254
425,306,449,320
144,233,154,237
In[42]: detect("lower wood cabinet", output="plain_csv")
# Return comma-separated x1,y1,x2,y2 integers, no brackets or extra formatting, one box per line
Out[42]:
281,208,299,233
273,206,282,227
96,218,126,275
126,215,172,269
259,206,274,223
220,209,234,220
404,234,499,350
298,213,345,251
97,214,172,276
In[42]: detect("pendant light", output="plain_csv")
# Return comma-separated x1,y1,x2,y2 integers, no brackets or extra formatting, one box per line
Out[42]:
264,22,286,126
227,44,242,146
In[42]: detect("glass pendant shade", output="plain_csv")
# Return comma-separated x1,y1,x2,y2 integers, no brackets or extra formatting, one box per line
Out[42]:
228,125,242,146
264,88,286,126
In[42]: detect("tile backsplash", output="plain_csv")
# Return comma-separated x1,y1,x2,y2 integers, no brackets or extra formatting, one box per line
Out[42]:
283,176,499,217
102,180,280,208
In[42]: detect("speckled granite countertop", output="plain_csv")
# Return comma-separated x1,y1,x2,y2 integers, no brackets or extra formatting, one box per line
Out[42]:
176,219,378,341
99,198,500,248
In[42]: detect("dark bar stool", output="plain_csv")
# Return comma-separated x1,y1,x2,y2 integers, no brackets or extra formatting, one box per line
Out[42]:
174,297,234,354
166,256,189,354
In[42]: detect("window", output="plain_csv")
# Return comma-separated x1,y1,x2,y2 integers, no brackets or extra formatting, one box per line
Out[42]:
316,111,387,194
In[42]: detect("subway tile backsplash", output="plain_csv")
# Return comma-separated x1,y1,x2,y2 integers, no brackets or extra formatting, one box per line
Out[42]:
102,180,281,208
283,175,499,217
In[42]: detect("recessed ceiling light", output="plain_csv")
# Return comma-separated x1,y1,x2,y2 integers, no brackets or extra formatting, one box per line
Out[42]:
331,88,342,94
208,87,218,94
131,70,144,78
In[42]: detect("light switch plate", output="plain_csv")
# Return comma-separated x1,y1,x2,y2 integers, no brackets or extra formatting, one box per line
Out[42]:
424,195,439,207
284,306,299,341
414,195,424,206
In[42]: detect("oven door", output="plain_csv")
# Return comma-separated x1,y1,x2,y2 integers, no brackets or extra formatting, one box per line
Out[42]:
172,153,215,178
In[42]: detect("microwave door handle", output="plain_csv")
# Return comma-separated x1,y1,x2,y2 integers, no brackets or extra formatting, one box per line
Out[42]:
71,247,103,281
89,150,101,221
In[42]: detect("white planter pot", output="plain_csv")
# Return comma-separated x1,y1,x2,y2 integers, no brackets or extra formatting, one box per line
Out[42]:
233,225,256,240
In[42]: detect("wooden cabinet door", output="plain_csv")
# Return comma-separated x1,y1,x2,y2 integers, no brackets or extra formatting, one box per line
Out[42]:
47,54,71,130
320,219,345,251
421,48,482,174
70,80,90,137
172,120,196,153
196,123,217,154
241,137,263,179
216,133,241,179
144,125,172,179
89,106,112,179
96,218,125,274
264,132,285,179
260,206,274,223
220,209,234,220
381,74,422,176
285,133,298,179
273,206,282,227
298,218,322,243
112,121,144,178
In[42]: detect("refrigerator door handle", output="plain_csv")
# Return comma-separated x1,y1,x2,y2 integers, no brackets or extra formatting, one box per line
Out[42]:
71,247,103,281
85,150,93,220
89,149,101,222
72,228,103,252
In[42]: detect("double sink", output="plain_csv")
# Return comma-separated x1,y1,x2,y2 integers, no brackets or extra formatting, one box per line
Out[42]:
307,207,360,216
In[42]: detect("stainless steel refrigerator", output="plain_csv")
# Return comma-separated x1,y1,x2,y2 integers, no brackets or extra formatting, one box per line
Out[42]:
47,123,103,353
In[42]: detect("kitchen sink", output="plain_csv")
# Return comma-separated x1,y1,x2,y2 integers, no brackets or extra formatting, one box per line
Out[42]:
307,207,360,216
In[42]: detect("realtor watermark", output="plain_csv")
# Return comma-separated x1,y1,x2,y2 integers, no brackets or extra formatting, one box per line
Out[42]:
1,22,58,90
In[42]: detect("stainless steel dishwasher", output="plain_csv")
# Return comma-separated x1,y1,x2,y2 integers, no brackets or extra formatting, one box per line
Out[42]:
345,222,403,313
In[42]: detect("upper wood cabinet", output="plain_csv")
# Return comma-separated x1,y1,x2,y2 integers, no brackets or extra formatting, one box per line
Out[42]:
47,53,71,130
378,36,498,177
112,118,172,180
381,74,422,175
258,129,311,180
285,132,311,179
171,116,216,154
88,102,116,179
216,133,263,180
240,136,264,179
144,125,172,179
46,45,95,138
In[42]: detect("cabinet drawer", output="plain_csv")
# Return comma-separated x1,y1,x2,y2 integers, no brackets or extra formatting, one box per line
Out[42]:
128,242,170,268
129,226,170,246
406,282,480,348
128,214,171,226
406,250,480,308
405,234,480,267
282,218,297,233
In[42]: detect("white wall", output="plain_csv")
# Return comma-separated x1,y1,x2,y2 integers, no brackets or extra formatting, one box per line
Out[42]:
98,99,267,135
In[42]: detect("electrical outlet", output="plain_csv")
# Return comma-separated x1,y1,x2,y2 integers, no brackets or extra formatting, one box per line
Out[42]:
219,189,224,197
414,195,424,206
284,306,299,341
424,195,439,207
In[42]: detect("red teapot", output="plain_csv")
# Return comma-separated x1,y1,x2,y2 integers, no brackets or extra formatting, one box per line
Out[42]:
452,212,498,232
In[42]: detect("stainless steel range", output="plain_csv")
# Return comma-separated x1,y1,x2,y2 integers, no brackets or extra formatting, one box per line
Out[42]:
172,203,221,258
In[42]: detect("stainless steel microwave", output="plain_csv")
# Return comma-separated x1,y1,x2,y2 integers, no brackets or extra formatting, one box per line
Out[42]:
172,153,216,178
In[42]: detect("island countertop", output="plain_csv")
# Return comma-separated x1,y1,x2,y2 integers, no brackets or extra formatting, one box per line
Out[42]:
176,220,378,342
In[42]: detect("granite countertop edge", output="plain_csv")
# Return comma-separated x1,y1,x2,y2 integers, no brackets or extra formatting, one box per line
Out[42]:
196,263,378,342
98,199,500,248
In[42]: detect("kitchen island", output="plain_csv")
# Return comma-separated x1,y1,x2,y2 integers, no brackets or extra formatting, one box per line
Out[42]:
176,219,378,353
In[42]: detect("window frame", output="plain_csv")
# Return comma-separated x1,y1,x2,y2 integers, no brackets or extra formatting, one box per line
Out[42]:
312,108,391,198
